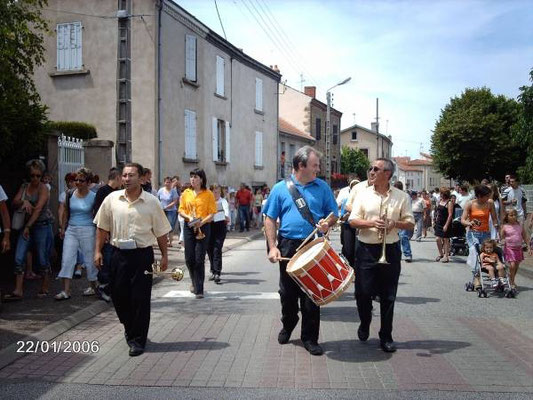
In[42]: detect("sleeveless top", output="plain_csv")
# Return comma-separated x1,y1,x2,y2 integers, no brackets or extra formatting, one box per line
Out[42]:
502,223,522,249
470,201,490,232
23,183,53,224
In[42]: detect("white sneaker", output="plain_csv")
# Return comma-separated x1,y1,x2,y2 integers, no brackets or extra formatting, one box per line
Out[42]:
83,287,96,296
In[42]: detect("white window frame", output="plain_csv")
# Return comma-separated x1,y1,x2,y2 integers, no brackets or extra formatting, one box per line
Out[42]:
212,118,231,163
215,55,225,96
185,34,197,82
255,131,263,167
184,109,197,159
56,21,83,71
255,78,263,112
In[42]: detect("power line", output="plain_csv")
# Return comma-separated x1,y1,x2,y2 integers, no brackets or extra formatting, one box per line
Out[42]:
247,0,312,84
256,0,318,86
237,0,303,80
214,0,228,40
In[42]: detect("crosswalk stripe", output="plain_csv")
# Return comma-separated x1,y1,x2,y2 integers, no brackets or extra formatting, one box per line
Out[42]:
162,290,280,300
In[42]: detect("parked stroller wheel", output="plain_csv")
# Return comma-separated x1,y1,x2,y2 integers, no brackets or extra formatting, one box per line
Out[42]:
465,282,473,291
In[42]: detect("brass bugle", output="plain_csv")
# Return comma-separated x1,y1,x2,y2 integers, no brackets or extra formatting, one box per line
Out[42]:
144,267,185,281
377,199,389,264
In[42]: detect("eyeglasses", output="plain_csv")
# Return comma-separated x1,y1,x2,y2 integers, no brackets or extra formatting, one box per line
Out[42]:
75,178,86,183
30,174,42,178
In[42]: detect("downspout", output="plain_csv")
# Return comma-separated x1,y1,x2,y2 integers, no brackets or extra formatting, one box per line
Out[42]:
157,0,163,185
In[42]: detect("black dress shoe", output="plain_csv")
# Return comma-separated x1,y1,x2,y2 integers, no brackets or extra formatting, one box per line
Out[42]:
278,328,291,344
357,325,369,342
129,344,144,357
303,341,323,356
380,341,397,353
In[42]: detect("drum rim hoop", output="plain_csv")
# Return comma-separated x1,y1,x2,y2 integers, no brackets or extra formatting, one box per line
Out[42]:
287,237,329,273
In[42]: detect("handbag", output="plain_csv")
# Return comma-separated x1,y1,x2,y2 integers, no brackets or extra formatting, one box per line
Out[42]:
11,184,28,230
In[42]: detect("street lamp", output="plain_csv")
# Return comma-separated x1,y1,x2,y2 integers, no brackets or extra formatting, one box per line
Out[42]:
326,77,351,184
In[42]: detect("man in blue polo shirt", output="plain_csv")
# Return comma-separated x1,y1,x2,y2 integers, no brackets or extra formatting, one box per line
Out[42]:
263,146,338,356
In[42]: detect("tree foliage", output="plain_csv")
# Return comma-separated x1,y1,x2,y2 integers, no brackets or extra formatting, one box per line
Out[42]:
512,69,533,184
0,0,49,168
430,87,522,183
340,146,370,180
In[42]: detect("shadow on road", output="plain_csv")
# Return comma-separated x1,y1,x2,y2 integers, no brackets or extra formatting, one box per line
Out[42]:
221,271,260,276
397,339,471,356
147,339,229,353
217,278,266,285
324,339,393,362
395,296,440,305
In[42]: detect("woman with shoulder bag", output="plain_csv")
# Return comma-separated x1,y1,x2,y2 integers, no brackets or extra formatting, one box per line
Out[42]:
5,160,54,301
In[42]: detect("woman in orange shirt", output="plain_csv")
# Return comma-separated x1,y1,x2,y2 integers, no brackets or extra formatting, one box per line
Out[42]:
461,185,499,284
178,169,216,299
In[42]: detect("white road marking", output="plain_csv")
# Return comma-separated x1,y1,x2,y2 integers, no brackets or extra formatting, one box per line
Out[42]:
162,290,279,300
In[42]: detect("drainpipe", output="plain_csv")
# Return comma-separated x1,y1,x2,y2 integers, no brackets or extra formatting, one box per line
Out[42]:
157,0,163,185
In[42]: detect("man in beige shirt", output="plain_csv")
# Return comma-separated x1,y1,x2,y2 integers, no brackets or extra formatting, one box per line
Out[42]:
94,163,171,357
349,158,414,353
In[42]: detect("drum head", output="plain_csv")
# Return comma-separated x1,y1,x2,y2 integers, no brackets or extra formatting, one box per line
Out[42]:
287,238,326,274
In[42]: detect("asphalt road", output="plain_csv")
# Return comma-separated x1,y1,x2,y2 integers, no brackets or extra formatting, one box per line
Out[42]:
2,231,532,399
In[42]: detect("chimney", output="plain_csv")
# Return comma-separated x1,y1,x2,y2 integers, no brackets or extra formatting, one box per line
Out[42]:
304,86,316,98
272,64,280,74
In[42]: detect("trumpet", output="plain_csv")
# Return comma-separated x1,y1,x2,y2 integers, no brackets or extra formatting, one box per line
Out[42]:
145,260,184,281
186,211,205,240
377,198,389,264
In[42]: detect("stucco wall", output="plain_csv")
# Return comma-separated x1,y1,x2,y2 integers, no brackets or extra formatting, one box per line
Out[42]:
160,3,278,189
36,1,119,146
340,126,392,162
279,85,310,134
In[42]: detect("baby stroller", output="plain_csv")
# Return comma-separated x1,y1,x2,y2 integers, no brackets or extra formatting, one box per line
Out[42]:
450,218,468,256
465,243,515,298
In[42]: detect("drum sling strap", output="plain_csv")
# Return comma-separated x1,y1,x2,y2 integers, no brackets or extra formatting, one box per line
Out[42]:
285,177,318,230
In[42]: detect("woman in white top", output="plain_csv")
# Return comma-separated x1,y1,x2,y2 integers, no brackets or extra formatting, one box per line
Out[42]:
207,184,230,283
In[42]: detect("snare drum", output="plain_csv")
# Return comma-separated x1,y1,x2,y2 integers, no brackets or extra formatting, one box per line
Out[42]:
286,238,354,306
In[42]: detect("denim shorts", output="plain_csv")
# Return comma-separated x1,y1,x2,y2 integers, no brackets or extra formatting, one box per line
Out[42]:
14,222,53,275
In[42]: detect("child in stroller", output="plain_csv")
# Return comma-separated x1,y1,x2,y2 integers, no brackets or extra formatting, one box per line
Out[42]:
465,239,513,298
479,239,505,288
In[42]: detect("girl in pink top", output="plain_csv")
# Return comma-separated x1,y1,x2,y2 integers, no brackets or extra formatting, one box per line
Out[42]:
500,209,532,289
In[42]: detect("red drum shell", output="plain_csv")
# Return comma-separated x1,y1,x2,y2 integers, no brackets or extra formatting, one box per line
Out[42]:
286,238,354,306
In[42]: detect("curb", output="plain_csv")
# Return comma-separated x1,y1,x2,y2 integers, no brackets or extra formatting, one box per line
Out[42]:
0,232,263,371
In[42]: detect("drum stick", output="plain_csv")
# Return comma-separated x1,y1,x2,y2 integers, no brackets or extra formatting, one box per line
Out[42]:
295,212,335,253
278,257,291,261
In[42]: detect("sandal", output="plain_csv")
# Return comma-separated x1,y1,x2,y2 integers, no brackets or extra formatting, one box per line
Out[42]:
54,291,71,301
4,293,23,301
37,291,49,298
441,258,449,263
435,256,443,262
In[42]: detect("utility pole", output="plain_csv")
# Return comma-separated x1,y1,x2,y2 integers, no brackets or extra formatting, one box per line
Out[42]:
299,73,305,91
326,77,351,185
375,98,380,159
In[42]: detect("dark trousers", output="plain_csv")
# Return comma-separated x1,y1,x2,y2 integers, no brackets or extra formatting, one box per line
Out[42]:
110,246,154,348
278,236,320,344
238,205,250,231
184,223,211,294
355,241,401,343
97,243,113,288
208,220,227,275
340,223,357,267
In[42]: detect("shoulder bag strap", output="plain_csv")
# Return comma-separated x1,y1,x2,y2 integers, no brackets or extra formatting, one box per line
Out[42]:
285,178,316,229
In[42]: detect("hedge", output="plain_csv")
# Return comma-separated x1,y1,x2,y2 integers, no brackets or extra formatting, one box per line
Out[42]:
47,121,97,140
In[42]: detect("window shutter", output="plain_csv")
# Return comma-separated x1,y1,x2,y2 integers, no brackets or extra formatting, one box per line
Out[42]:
216,56,225,96
185,35,197,81
225,121,231,162
185,110,196,159
255,131,263,167
212,117,219,161
255,78,263,111
74,22,82,69
57,24,64,70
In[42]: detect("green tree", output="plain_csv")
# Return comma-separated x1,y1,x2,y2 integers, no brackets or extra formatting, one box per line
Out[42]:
430,87,522,183
512,69,533,183
340,146,370,179
0,0,49,168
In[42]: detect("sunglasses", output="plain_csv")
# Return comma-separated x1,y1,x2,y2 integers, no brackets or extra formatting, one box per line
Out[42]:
75,178,86,183
30,174,42,178
368,166,388,173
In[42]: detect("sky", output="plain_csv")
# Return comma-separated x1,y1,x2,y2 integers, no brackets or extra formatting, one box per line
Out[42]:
175,0,533,159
